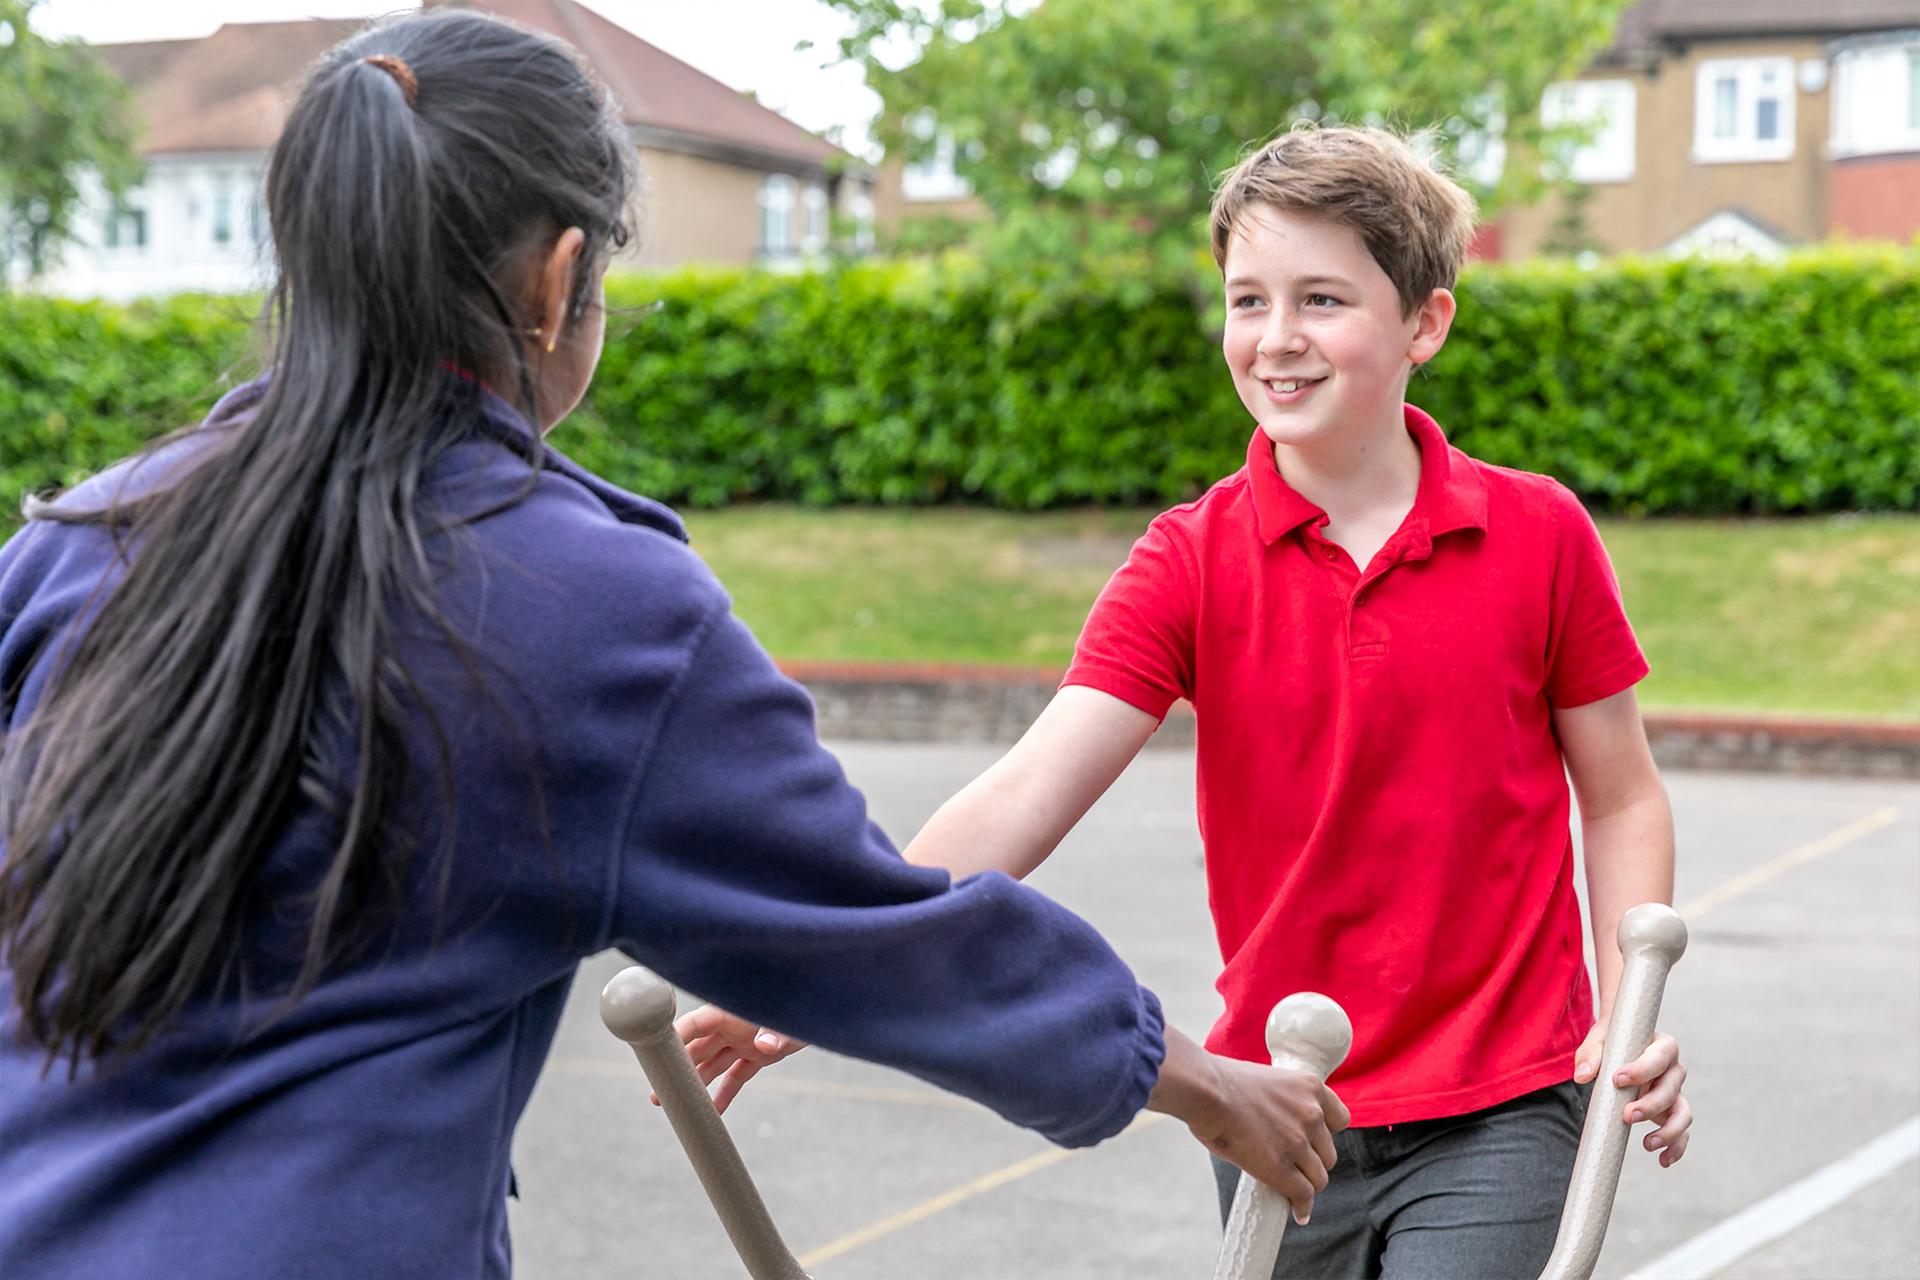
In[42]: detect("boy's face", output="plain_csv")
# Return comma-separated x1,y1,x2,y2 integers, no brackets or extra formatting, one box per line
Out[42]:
1221,204,1452,453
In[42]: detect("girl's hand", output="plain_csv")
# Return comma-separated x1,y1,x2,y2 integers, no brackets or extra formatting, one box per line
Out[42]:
1148,1026,1350,1224
1573,1023,1692,1167
662,1004,809,1114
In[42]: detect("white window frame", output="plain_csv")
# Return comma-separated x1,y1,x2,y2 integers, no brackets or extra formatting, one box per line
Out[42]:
801,182,829,254
100,195,149,254
1829,37,1920,159
759,174,795,258
901,132,972,202
1455,96,1507,189
211,172,235,247
846,187,875,254
1540,79,1636,183
1694,57,1796,163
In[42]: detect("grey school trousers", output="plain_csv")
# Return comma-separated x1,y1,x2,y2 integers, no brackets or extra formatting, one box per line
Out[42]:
1211,1080,1591,1280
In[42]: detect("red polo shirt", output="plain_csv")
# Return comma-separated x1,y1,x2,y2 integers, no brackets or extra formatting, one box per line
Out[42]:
1064,406,1648,1125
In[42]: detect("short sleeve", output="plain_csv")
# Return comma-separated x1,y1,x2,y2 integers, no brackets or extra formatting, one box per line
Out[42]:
1543,485,1649,708
1062,518,1197,718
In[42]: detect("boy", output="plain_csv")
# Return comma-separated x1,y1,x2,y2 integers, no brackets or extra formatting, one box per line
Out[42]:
680,126,1691,1278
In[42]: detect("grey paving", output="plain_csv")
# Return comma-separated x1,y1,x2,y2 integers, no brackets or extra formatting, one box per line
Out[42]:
507,745,1920,1280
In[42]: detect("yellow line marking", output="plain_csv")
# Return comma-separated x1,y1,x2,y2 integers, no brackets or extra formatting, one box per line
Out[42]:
795,1112,1168,1270
549,1056,983,1111
1680,806,1903,920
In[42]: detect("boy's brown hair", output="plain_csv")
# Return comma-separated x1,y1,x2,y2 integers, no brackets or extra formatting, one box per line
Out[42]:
1209,125,1477,316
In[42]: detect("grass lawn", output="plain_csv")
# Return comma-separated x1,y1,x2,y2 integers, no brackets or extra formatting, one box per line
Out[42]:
2,503,1910,717
683,507,1920,720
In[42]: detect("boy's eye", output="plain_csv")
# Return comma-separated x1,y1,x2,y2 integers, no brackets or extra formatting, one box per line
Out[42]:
1230,294,1262,309
1305,293,1340,308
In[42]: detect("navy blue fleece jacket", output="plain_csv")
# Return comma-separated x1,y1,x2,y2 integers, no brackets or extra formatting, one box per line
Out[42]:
0,381,1166,1279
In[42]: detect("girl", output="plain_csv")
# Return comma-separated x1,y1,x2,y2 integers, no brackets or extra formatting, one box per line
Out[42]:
0,10,1342,1278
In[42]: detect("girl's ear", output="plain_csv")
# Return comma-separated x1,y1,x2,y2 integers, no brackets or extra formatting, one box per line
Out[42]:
534,227,589,351
1408,287,1457,366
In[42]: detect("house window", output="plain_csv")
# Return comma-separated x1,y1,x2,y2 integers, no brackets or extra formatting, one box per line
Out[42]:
759,174,794,258
901,111,972,201
101,203,147,251
1911,47,1919,128
847,187,875,254
1694,57,1795,162
1830,39,1920,158
1441,93,1506,188
1540,79,1636,183
802,182,829,254
212,175,234,246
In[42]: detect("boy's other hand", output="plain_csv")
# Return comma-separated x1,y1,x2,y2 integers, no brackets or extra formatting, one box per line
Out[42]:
1573,1024,1691,1167
659,1004,808,1115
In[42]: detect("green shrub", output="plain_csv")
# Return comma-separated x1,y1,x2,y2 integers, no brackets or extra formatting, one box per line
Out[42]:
0,293,257,508
2,246,1915,517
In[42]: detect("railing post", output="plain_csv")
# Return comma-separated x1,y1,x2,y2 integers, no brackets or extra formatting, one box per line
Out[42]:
1538,903,1689,1280
1213,993,1354,1280
599,967,811,1280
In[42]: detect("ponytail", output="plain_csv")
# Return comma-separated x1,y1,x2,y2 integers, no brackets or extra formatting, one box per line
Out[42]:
0,9,633,1071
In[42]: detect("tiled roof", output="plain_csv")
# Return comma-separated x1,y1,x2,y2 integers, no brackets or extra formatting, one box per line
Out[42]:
456,0,842,166
94,0,846,170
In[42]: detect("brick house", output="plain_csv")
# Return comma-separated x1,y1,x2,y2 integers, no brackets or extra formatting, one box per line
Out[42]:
876,0,1919,260
34,0,871,299
1496,0,1920,258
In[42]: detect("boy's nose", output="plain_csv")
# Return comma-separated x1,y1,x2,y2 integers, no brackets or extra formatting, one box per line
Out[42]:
1257,319,1307,359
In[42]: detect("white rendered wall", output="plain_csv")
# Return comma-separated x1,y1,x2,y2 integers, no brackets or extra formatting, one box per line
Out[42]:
27,152,275,300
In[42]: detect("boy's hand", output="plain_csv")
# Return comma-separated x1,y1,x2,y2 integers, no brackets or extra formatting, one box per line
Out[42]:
1573,1023,1691,1167
1149,1027,1350,1224
661,1004,808,1114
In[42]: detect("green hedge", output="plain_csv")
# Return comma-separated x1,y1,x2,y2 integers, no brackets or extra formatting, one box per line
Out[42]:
3,247,1915,516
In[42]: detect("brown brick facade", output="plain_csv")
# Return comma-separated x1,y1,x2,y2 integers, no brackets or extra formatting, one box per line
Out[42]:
1829,152,1920,241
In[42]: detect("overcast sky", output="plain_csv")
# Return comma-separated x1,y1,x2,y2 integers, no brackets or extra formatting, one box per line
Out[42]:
31,0,884,156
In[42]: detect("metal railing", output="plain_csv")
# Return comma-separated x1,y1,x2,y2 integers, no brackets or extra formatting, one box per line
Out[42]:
600,902,1686,1280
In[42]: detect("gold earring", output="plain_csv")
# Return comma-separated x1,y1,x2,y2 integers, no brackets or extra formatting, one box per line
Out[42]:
523,325,558,354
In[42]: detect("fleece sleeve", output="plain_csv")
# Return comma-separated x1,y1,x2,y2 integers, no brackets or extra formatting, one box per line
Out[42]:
606,603,1166,1149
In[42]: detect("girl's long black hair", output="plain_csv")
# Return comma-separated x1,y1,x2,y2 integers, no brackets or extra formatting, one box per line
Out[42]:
0,8,634,1072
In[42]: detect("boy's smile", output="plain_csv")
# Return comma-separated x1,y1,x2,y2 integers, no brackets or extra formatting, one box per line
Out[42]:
1221,204,1452,467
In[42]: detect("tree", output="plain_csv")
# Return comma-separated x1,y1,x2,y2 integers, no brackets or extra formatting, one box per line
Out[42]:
0,0,142,284
826,0,1633,277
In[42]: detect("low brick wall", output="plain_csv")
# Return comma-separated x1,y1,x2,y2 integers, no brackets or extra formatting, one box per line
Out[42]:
781,661,1920,780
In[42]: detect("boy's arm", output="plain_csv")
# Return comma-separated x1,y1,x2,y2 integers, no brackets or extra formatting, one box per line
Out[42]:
1556,685,1692,1165
902,685,1161,878
1557,685,1673,1021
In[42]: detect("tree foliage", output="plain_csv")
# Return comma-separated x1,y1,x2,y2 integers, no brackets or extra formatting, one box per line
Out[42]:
826,0,1633,275
0,0,142,282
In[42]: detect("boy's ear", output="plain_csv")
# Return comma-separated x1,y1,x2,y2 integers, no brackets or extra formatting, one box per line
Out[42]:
1408,288,1457,366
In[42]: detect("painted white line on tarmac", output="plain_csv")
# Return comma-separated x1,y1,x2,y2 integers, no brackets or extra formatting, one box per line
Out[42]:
1624,1115,1920,1279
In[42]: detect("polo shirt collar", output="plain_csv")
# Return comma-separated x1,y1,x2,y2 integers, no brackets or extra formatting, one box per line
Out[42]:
1247,404,1488,547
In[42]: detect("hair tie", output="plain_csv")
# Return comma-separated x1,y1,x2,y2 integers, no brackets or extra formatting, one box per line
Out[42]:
362,54,419,108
